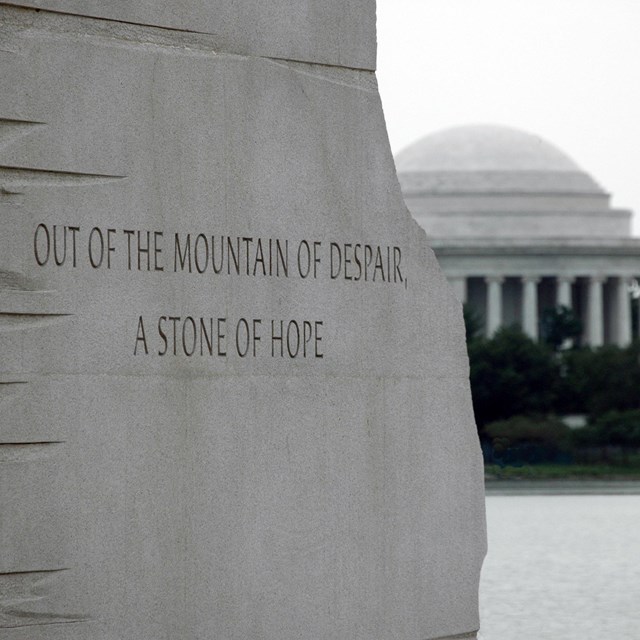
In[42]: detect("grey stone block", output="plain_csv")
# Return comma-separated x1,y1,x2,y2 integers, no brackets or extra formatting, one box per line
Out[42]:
0,5,485,639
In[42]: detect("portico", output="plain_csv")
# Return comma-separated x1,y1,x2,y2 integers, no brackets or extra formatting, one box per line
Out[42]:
451,271,635,346
432,239,640,346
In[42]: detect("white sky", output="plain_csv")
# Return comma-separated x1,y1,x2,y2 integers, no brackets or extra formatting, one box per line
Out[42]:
376,0,640,234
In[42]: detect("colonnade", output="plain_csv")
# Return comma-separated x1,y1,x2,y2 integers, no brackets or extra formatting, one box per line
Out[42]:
451,274,637,347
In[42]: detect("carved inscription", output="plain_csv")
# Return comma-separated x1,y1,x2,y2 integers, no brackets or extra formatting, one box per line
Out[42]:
33,225,405,284
32,224,408,360
134,316,323,359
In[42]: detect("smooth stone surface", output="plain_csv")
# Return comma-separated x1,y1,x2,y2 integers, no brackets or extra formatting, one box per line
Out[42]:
0,5,485,640
2,1,376,69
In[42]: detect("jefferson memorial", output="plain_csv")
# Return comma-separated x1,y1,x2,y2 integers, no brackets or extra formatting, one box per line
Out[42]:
396,125,640,346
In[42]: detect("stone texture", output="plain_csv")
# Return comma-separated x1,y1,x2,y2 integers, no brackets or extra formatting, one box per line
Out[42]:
3,1,376,69
0,4,485,640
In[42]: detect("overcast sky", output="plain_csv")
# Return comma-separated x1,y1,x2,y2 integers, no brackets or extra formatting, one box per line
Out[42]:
376,0,640,233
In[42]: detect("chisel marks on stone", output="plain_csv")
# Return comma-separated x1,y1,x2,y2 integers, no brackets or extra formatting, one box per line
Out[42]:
0,379,29,406
0,569,89,628
0,441,63,463
0,311,73,331
0,165,126,190
0,118,45,150
0,270,42,291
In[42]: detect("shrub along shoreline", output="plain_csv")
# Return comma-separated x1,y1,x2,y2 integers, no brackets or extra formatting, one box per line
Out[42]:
466,323,640,472
485,463,640,481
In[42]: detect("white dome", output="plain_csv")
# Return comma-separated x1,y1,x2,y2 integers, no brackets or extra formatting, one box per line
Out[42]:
395,124,604,195
396,124,583,172
395,125,629,240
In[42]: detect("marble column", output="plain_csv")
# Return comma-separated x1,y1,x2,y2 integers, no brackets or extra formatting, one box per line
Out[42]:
522,276,540,340
449,276,468,304
485,276,504,337
587,275,605,347
614,276,632,347
556,276,574,309
633,279,640,341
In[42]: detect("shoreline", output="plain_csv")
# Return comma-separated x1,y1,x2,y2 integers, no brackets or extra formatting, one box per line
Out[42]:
485,479,640,495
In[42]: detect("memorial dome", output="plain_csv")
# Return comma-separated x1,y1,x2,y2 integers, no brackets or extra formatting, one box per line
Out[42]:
395,125,639,348
395,124,604,195
395,124,629,240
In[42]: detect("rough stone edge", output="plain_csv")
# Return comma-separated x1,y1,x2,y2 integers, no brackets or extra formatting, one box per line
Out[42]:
0,1,376,70
0,5,378,88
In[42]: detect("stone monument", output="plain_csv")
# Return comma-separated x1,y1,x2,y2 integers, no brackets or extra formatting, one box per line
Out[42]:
0,3,486,639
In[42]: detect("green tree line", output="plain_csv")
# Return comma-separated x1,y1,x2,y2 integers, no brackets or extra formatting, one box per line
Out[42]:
465,306,640,465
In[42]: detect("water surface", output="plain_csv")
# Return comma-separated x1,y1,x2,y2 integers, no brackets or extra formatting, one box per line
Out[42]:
479,493,640,639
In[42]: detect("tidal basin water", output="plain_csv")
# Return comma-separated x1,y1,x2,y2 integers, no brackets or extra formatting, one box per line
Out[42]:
479,487,640,639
